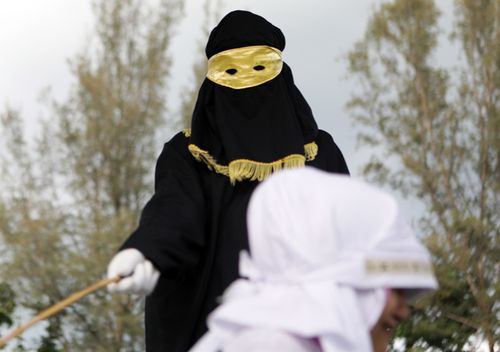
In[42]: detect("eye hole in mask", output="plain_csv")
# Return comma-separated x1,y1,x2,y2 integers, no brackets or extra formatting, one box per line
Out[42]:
226,68,238,75
253,65,265,71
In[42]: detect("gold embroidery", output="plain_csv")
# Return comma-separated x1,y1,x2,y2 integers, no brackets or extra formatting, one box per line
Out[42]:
365,260,433,275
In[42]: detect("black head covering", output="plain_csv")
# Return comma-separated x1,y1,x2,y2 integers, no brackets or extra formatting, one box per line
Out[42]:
205,10,286,58
189,10,318,182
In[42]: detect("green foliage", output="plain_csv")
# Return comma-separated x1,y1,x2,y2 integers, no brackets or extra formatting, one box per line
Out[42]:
0,282,15,328
37,320,61,352
346,0,499,350
0,0,183,350
397,264,477,351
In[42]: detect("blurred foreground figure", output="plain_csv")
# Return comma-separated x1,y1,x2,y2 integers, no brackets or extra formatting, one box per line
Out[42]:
107,10,349,352
190,167,438,352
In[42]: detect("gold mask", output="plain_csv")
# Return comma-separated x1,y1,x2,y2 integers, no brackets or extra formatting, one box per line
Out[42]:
207,45,283,89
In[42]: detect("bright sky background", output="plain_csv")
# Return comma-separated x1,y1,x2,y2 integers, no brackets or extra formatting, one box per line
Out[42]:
0,0,461,218
0,0,458,245
0,0,458,228
0,2,491,351
0,0,455,174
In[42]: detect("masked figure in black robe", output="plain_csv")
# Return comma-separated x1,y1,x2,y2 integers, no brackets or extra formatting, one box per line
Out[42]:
107,10,349,352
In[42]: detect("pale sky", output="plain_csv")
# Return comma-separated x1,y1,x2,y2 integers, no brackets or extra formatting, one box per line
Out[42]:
0,0,455,218
0,2,487,351
0,0,384,168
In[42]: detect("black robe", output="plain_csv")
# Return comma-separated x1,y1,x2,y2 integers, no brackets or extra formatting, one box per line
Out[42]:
121,130,349,351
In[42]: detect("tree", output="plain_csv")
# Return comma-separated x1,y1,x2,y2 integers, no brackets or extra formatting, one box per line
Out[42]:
0,282,16,343
345,0,499,351
0,0,183,350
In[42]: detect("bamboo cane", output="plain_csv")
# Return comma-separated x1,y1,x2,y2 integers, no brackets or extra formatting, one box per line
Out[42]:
0,275,122,348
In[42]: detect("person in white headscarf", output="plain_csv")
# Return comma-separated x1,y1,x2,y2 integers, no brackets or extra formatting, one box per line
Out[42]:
189,167,438,352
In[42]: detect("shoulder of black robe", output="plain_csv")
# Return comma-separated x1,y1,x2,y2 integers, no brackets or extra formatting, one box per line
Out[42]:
117,129,348,351
121,128,348,275
307,129,350,175
120,131,207,278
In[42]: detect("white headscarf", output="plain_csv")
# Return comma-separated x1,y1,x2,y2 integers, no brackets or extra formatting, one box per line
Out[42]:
190,167,438,352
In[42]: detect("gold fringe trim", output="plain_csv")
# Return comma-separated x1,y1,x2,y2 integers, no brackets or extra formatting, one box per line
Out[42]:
228,155,305,183
188,143,309,184
188,144,229,176
184,130,317,162
304,142,318,161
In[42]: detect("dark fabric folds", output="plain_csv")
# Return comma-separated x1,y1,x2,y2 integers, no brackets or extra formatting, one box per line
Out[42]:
190,10,318,176
205,10,285,58
118,9,350,352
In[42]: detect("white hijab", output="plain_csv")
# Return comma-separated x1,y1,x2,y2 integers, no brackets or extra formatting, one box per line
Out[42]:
191,167,437,352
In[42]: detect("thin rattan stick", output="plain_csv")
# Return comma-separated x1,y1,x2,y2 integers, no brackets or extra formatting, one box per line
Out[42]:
0,275,121,348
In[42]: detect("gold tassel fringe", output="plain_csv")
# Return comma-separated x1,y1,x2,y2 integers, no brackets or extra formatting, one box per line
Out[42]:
304,142,318,161
228,155,305,183
188,143,308,184
188,144,229,176
185,132,318,183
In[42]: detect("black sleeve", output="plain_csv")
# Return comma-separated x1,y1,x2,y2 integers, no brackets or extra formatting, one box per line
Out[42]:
120,133,206,276
308,129,350,175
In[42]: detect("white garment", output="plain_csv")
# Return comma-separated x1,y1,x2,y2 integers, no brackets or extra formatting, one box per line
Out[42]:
190,167,438,352
224,329,322,352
